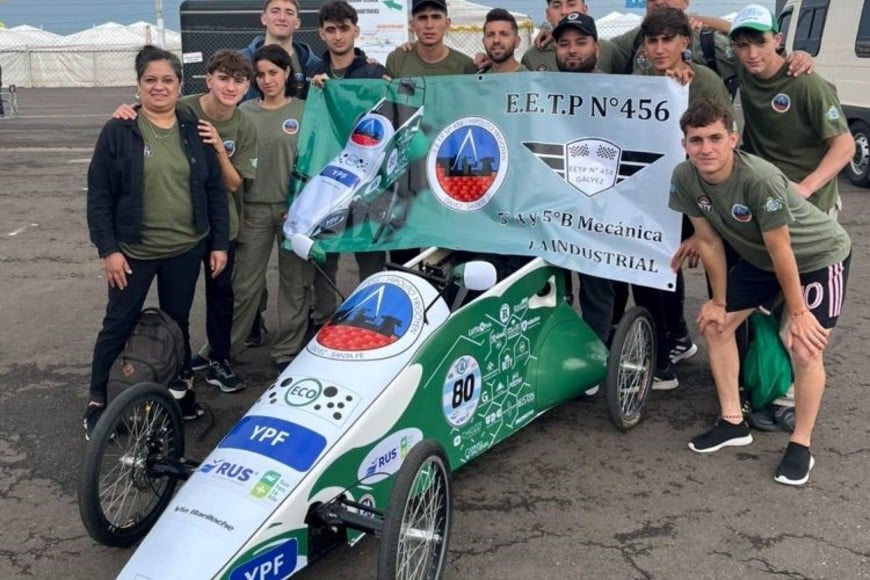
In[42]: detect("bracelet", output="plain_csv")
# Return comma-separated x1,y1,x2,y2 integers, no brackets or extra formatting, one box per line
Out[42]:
711,299,726,308
721,413,743,420
791,309,808,318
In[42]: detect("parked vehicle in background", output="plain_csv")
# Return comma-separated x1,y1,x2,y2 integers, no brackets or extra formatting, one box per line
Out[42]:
779,0,870,187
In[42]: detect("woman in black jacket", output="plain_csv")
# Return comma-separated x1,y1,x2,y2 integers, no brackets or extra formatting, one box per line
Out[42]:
83,45,229,439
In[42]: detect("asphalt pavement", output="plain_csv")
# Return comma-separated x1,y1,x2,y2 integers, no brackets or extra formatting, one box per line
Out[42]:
1,87,868,580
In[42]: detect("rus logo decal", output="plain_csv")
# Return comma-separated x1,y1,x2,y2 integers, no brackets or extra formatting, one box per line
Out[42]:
522,138,664,197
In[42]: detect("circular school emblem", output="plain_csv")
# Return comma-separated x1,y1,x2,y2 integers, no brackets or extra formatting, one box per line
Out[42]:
308,274,425,361
771,93,791,113
731,203,753,223
350,114,386,147
223,139,237,157
282,118,299,135
535,64,550,71
426,116,508,212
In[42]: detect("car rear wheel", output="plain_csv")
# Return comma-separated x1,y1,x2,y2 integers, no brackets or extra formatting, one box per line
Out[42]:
78,382,185,547
605,306,655,430
377,441,452,580
848,120,870,188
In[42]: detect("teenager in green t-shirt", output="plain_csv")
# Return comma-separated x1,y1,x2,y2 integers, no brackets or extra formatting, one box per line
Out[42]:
630,7,733,391
235,45,313,373
385,0,476,77
728,5,854,217
669,100,851,486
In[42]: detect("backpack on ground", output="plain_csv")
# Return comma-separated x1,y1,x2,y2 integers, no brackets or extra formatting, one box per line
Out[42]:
107,308,185,402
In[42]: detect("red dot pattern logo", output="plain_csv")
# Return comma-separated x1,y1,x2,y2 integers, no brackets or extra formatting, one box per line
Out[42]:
434,166,497,203
317,325,399,351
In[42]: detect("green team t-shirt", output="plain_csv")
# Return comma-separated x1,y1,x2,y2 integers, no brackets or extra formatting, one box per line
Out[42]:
519,39,618,73
385,46,476,77
120,115,205,259
669,150,850,273
480,63,529,73
737,62,849,213
239,97,305,204
179,94,258,240
634,63,732,112
609,26,736,80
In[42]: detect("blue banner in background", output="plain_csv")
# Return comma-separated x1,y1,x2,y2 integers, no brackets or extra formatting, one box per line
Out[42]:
625,0,645,8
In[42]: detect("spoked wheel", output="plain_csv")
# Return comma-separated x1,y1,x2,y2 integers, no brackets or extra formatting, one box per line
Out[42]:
377,441,452,580
78,382,186,547
605,306,656,430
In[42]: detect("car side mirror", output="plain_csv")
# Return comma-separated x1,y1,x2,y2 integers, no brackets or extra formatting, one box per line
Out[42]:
453,261,497,292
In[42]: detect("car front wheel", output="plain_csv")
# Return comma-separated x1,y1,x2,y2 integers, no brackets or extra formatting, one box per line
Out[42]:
848,120,870,188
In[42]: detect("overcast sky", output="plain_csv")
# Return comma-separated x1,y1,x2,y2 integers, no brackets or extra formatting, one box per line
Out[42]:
0,0,776,34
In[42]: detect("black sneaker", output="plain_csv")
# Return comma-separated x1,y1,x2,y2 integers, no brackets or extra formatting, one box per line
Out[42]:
206,359,246,393
775,442,815,486
190,354,211,372
772,404,796,433
82,403,105,441
170,387,204,421
669,334,698,364
652,364,679,391
688,419,753,453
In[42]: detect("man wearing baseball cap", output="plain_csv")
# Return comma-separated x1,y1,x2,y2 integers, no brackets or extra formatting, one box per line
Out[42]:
522,0,617,73
729,3,854,433
549,11,616,347
385,0,477,77
552,11,600,73
730,4,852,217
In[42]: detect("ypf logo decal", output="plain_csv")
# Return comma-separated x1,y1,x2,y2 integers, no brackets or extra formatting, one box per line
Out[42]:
427,116,508,211
523,138,663,197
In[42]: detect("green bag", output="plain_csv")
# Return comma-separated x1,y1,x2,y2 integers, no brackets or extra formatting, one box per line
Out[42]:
743,312,793,411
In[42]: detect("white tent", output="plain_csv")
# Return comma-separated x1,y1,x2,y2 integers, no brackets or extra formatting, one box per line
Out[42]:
596,11,643,39
0,25,63,47
0,22,181,87
441,0,535,59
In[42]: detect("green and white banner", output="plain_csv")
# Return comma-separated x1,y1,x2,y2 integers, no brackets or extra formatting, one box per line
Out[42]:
285,73,688,290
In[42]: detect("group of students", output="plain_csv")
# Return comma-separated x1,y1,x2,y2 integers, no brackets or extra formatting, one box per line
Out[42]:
83,0,853,486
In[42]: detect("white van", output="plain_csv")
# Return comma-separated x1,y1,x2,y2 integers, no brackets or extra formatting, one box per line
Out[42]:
779,0,870,187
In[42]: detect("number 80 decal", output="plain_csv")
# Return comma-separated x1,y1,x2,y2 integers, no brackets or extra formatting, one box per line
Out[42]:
442,355,482,428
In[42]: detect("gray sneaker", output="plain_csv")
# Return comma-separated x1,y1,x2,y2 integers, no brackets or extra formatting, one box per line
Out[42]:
206,359,246,393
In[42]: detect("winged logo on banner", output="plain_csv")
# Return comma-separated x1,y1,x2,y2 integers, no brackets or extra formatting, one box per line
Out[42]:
522,138,664,197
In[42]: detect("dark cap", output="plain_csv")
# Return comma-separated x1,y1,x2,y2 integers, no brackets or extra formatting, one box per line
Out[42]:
553,12,598,41
412,0,447,14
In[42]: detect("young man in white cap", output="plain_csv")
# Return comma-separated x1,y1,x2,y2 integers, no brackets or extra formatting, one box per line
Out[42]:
730,4,854,431
730,4,854,218
670,99,851,486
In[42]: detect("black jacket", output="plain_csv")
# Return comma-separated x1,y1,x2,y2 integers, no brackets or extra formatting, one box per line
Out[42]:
86,108,228,258
311,48,387,79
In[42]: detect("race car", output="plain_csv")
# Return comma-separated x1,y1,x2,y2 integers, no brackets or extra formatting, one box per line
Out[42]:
283,80,425,243
79,248,655,580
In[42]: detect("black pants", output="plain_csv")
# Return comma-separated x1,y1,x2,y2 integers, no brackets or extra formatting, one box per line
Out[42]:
88,240,205,404
632,272,688,370
203,241,236,361
578,273,614,344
